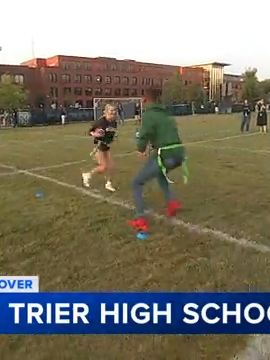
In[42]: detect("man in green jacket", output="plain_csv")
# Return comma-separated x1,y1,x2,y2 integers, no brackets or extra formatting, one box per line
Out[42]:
128,89,185,232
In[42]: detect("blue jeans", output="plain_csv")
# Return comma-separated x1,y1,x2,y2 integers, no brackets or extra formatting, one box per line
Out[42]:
132,154,183,217
241,114,251,132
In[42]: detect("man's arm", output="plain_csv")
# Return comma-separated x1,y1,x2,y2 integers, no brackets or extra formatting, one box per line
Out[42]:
137,113,154,153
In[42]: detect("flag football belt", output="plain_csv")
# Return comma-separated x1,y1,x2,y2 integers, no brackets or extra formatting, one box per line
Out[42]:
157,144,189,184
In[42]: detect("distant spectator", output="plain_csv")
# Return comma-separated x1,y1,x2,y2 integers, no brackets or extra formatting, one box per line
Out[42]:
12,109,18,128
117,102,124,125
240,99,251,132
256,99,267,133
60,106,66,125
134,102,141,125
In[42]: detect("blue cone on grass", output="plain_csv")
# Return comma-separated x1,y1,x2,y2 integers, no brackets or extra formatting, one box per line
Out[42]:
35,191,43,198
136,232,147,240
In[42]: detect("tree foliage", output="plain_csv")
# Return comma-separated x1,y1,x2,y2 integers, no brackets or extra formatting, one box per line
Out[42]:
0,74,28,109
186,83,206,104
241,68,262,102
162,71,205,104
63,92,75,107
161,71,186,104
259,79,270,101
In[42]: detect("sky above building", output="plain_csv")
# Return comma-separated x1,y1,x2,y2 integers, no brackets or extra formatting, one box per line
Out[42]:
0,0,268,79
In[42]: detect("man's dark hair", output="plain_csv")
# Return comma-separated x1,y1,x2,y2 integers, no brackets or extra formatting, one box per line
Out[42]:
145,88,161,103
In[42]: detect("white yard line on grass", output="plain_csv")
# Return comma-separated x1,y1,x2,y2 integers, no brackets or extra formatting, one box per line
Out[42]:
1,128,233,146
1,162,270,255
0,151,137,175
28,151,136,171
0,133,262,176
187,143,270,156
185,132,259,146
0,171,19,177
232,335,270,360
1,162,270,360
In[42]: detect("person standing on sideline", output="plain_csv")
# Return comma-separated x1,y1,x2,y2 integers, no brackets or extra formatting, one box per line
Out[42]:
60,106,66,125
256,99,268,133
134,102,141,125
12,109,18,128
241,99,251,132
117,102,124,125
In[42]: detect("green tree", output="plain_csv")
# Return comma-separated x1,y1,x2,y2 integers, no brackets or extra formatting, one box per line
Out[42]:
186,83,206,104
63,92,75,107
259,79,270,101
34,94,47,107
241,68,262,102
161,71,186,104
0,74,28,109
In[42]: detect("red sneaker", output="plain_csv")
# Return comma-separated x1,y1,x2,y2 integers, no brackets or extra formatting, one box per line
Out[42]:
127,217,149,231
166,200,181,217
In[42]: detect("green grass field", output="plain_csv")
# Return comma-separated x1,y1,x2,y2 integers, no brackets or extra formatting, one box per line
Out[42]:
1,113,270,360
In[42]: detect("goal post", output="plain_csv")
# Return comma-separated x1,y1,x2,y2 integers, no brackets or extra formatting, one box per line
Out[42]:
93,97,143,121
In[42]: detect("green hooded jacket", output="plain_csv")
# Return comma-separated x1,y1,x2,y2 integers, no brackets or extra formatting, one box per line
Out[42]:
137,103,184,158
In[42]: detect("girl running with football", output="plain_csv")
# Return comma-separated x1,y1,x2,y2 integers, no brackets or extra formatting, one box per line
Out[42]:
82,104,117,192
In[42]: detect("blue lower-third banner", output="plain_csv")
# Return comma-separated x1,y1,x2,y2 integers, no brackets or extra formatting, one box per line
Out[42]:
1,292,270,334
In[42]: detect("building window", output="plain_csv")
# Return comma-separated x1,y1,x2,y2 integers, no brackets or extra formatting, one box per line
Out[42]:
131,89,137,96
84,75,92,83
96,75,102,83
141,89,145,96
184,80,188,86
142,77,147,86
123,76,129,85
131,77,137,85
105,76,111,84
85,88,92,96
153,78,159,86
74,74,82,83
63,87,72,95
147,78,152,86
105,88,112,95
50,87,58,98
114,76,120,84
74,62,81,69
62,74,71,83
119,64,126,71
14,74,25,84
114,88,121,96
86,100,92,107
84,63,91,70
123,88,129,96
48,73,57,83
110,64,117,71
62,62,69,70
95,88,102,95
128,65,134,71
74,87,82,96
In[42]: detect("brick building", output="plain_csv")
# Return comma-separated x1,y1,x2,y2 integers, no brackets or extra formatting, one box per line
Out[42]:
20,55,205,107
0,55,243,107
223,73,243,101
0,64,45,105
